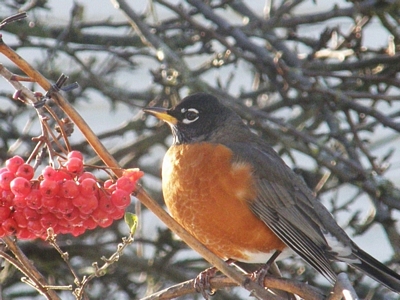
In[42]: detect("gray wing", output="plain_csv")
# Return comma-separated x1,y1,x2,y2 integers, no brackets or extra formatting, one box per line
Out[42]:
225,140,355,282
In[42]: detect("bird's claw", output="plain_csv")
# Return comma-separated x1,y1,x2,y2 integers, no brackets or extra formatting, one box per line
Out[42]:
250,266,269,287
194,267,217,299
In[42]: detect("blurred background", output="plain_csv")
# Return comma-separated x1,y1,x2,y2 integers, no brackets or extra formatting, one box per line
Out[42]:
0,0,400,299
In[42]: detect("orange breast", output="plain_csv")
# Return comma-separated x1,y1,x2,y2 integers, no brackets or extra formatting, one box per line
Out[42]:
162,143,286,263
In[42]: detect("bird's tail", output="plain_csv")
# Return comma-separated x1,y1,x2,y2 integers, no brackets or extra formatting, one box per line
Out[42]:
350,247,400,293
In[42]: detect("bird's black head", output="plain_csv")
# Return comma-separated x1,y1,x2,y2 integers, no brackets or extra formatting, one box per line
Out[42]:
144,93,247,144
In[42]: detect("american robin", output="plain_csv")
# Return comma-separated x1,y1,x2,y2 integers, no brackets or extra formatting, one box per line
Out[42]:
144,93,400,293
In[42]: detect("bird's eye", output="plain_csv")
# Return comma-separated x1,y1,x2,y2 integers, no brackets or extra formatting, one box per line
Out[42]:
182,108,199,124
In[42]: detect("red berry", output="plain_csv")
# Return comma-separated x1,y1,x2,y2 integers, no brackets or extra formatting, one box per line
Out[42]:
25,190,42,209
60,180,79,198
71,226,86,237
79,212,90,220
13,211,28,228
78,172,97,183
0,171,15,190
17,228,35,239
83,217,97,230
56,225,70,235
54,170,73,181
106,183,117,192
122,168,144,184
1,218,18,235
91,208,110,225
58,220,75,234
116,177,135,194
68,151,84,161
79,178,98,196
6,156,24,174
63,208,80,221
103,179,114,189
65,157,83,174
42,196,58,210
42,166,57,180
1,190,14,205
35,206,49,215
72,195,86,209
0,206,11,221
10,177,31,197
13,196,27,209
110,209,125,220
97,217,113,228
57,218,70,228
2,218,18,235
23,207,40,221
40,213,59,228
40,179,59,198
55,198,75,215
15,164,34,180
27,220,44,235
98,194,116,213
111,189,131,209
70,216,84,227
78,195,98,214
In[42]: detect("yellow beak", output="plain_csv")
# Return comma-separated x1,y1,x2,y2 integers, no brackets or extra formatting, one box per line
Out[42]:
143,107,178,125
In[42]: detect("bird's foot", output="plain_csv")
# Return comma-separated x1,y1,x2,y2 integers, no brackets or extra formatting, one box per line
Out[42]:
194,267,217,299
251,250,282,287
251,265,270,287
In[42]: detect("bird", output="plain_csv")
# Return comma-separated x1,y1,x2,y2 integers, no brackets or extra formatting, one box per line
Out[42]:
144,92,400,294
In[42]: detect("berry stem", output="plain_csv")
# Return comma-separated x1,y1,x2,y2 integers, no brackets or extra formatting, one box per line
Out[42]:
0,65,68,167
0,43,121,176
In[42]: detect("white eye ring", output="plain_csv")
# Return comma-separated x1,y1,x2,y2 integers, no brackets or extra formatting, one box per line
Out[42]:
182,108,199,124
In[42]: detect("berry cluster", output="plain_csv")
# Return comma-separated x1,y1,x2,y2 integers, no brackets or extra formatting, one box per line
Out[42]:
0,151,144,239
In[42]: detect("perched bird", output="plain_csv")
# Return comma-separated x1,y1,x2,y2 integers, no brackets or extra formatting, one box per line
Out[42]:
144,93,400,294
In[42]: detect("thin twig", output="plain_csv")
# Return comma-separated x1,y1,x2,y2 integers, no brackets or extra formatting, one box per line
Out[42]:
2,236,61,299
46,229,81,287
73,234,135,299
